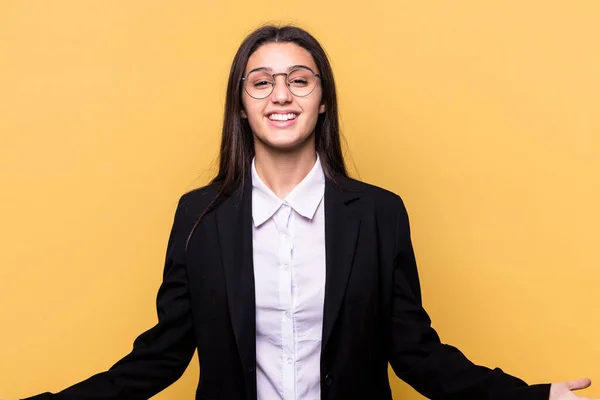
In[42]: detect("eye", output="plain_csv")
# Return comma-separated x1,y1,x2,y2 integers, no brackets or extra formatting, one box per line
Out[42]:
254,80,272,89
289,78,309,87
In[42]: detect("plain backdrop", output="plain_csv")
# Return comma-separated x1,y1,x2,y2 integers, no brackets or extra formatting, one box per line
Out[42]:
0,1,599,399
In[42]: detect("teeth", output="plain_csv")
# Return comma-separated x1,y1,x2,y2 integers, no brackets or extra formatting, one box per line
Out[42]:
269,113,297,121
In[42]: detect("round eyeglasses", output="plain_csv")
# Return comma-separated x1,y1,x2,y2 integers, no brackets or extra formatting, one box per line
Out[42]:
242,66,321,100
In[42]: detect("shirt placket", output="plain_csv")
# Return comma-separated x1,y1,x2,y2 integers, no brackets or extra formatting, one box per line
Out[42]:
274,204,296,399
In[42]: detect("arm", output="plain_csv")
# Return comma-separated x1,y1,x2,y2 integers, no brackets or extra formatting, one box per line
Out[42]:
388,195,551,400
22,195,197,400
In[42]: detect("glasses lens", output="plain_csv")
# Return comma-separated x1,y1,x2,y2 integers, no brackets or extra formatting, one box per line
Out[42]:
288,69,316,97
245,71,274,99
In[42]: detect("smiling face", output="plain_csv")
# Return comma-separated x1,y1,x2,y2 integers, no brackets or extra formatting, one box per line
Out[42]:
241,42,326,154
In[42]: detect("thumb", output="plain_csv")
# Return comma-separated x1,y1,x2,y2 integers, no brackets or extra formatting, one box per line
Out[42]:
566,377,592,391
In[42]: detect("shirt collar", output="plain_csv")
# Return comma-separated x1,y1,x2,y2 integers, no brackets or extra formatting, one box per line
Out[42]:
251,154,325,227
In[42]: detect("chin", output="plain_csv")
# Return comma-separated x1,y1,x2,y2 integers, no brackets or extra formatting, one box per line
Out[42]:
257,134,314,153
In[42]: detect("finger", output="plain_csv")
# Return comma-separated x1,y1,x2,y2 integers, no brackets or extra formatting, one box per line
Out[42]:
567,377,592,391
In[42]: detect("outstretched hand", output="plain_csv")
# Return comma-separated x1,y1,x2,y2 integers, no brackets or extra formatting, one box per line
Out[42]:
551,378,599,400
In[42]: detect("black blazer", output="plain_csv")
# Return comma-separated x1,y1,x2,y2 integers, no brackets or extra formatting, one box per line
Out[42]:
24,174,551,400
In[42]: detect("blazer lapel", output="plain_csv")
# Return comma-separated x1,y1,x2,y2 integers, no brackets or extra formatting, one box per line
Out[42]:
322,176,362,350
215,178,256,392
214,173,362,387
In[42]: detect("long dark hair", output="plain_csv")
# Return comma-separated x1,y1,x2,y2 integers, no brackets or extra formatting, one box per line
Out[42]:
186,24,347,250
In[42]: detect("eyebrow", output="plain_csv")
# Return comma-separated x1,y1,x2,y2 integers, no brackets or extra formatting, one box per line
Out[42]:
246,64,316,75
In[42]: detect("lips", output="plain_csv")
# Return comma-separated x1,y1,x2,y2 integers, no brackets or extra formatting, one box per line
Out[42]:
265,111,299,128
268,112,298,122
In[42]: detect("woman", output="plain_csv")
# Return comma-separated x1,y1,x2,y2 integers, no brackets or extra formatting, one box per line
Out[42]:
18,25,595,400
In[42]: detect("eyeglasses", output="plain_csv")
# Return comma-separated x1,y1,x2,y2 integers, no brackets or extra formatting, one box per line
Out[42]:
241,66,321,100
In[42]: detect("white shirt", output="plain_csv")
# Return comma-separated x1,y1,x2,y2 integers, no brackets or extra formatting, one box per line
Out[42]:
251,155,326,400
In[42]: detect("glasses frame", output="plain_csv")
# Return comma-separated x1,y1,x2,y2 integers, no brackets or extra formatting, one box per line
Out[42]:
241,66,321,100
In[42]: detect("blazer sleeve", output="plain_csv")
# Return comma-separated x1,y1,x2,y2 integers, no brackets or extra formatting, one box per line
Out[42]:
22,195,197,400
388,195,551,400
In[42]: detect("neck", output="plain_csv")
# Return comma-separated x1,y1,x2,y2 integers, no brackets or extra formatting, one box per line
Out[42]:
254,141,317,199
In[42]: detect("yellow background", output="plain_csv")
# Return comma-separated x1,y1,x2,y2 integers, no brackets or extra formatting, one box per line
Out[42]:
1,1,599,399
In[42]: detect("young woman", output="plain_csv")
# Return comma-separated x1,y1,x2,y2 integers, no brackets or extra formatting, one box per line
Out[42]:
17,25,596,400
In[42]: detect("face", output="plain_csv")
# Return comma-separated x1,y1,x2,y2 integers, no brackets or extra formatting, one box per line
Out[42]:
241,42,326,153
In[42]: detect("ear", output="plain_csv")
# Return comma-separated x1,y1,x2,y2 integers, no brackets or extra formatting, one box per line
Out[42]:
319,104,326,114
241,109,248,119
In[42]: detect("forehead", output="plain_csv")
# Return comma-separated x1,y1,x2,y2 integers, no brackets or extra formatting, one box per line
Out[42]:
245,42,318,74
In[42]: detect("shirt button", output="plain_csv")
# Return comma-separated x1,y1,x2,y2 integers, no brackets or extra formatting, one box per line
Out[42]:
284,311,290,318
286,357,293,364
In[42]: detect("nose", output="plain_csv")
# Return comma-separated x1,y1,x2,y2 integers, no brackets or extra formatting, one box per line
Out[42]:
270,74,293,104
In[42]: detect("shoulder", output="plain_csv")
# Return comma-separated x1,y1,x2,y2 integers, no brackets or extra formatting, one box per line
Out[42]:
335,175,408,217
175,181,223,218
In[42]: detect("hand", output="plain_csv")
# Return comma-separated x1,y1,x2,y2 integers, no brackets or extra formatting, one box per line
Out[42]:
550,378,599,400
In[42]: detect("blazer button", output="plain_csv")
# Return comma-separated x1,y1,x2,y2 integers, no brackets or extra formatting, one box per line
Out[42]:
247,365,255,373
324,373,333,386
